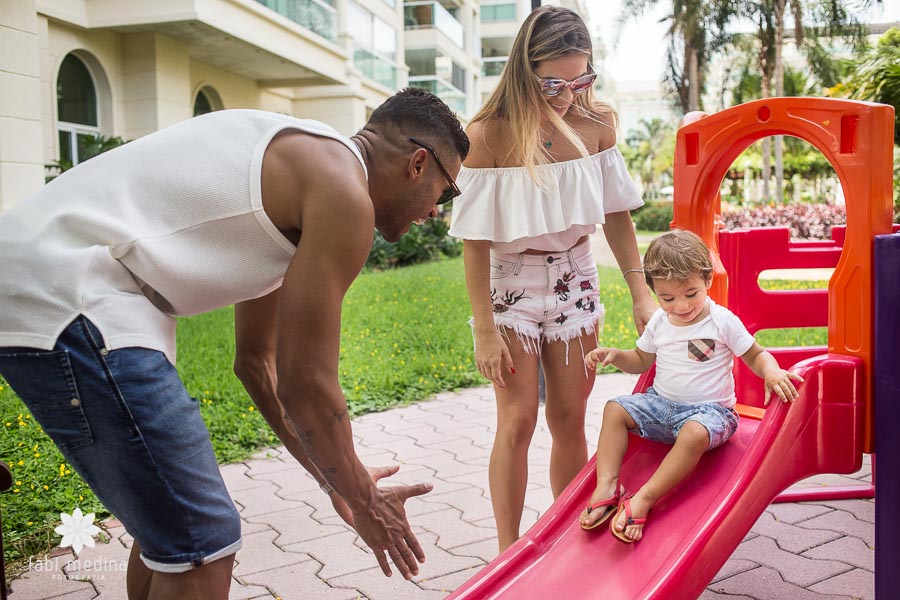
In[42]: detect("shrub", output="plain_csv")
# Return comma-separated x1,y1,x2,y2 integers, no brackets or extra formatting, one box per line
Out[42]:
720,202,846,239
45,134,127,182
632,201,673,231
366,216,461,270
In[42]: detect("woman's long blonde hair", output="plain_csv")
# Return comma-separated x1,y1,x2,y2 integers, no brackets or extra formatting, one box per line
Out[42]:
472,6,617,179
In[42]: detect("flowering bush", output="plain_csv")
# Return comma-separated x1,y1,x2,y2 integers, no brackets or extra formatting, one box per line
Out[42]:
720,202,847,240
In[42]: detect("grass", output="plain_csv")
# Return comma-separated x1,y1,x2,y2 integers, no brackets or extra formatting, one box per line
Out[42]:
0,258,828,568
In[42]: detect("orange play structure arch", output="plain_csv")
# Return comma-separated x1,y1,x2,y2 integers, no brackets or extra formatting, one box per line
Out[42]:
671,97,895,452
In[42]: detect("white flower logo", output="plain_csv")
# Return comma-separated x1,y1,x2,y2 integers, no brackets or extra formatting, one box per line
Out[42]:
54,508,101,553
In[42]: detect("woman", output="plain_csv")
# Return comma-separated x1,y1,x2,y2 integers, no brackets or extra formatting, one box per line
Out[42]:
449,6,656,552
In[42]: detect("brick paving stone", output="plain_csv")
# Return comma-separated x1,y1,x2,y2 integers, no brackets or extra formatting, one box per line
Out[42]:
241,518,272,536
8,567,96,600
242,455,295,477
802,499,875,524
766,502,833,525
282,530,377,580
419,565,484,594
709,558,759,584
230,481,305,518
415,508,497,550
328,566,447,600
251,464,320,498
796,473,870,488
403,531,483,584
61,536,130,597
221,463,272,492
424,438,490,463
444,424,496,446
443,467,490,490
447,538,497,563
246,505,349,546
403,423,461,446
422,486,493,523
809,568,874,600
698,592,755,600
228,579,275,599
403,451,484,478
797,510,874,547
240,560,360,600
731,536,852,587
802,537,875,572
709,566,850,600
749,511,842,553
232,529,315,578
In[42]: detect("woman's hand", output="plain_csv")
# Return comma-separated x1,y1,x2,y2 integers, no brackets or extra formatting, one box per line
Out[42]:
475,328,514,388
631,293,657,336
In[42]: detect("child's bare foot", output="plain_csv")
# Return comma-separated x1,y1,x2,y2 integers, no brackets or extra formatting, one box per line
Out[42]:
611,492,651,542
579,480,623,530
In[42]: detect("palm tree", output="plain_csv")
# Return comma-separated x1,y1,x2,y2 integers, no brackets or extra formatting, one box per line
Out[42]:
740,0,872,202
836,27,900,143
618,0,737,114
624,117,675,198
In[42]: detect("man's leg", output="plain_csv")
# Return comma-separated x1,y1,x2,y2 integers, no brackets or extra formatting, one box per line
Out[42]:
127,541,235,600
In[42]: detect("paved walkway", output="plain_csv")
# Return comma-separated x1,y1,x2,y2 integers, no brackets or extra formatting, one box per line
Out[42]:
9,374,874,600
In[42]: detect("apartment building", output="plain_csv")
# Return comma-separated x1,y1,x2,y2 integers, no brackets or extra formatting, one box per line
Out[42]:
0,0,602,210
1,0,413,210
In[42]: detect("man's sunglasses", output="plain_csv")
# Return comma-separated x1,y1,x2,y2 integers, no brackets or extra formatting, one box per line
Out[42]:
408,137,461,205
535,71,597,97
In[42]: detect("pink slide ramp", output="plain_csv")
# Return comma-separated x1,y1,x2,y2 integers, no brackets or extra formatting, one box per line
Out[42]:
447,354,864,600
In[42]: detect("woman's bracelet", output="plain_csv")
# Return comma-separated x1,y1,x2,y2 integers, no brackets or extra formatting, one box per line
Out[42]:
622,268,644,278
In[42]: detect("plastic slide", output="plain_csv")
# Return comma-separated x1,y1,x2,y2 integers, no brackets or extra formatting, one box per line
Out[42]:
448,354,864,600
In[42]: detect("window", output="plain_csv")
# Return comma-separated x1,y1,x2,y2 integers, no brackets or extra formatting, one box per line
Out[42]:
349,1,399,89
193,87,223,117
481,3,516,22
194,91,213,116
56,54,99,167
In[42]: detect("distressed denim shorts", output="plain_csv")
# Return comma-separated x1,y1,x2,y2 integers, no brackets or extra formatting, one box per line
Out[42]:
0,316,241,572
610,387,739,450
486,238,603,355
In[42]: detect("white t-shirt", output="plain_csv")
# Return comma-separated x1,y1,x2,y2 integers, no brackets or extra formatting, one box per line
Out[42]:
636,299,756,408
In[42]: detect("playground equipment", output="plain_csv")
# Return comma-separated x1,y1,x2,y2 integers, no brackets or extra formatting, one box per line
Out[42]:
447,97,895,599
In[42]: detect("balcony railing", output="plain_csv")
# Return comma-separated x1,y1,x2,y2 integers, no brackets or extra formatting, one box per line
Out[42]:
354,46,399,89
254,0,338,42
408,76,466,115
404,2,464,48
482,56,507,77
480,3,516,22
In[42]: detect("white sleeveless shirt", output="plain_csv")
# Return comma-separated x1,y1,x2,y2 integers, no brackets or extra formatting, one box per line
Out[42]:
0,110,367,364
449,146,642,253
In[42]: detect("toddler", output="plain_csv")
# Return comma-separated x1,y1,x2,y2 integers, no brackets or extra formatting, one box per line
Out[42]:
579,230,802,542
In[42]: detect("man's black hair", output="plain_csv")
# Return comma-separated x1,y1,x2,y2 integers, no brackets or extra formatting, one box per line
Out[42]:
368,87,469,160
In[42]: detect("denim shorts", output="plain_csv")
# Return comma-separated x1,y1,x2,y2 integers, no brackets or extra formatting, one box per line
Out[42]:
487,238,603,355
610,388,739,450
0,316,241,572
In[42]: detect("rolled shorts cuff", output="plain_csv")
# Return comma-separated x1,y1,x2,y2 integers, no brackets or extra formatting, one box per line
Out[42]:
140,538,243,573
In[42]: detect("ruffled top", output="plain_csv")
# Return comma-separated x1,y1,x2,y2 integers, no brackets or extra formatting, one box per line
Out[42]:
449,146,643,253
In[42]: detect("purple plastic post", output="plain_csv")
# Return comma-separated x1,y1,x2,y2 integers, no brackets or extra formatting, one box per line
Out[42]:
875,233,900,597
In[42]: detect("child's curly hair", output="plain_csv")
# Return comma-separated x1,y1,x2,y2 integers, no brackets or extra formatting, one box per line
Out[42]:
642,230,713,292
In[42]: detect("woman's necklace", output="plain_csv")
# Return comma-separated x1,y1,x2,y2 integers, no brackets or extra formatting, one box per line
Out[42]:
542,128,556,149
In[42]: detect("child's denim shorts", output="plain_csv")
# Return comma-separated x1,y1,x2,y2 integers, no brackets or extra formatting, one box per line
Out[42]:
0,316,242,572
486,237,602,357
610,387,739,450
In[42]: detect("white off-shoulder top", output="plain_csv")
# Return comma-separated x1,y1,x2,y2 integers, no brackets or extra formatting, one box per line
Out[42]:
449,146,643,253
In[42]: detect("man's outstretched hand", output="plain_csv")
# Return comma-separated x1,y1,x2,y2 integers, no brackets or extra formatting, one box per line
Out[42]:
352,479,433,579
329,465,403,527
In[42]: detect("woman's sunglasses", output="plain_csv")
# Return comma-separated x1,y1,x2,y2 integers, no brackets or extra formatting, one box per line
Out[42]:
535,71,597,97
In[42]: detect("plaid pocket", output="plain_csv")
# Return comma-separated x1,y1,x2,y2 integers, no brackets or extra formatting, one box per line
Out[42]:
687,339,715,362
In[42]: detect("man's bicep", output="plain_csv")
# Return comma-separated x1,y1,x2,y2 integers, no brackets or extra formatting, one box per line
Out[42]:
275,202,372,381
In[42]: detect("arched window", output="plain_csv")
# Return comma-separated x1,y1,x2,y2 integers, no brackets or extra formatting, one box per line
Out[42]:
193,86,223,117
56,53,99,167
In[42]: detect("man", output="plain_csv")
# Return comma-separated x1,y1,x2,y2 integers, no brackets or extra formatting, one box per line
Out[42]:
0,88,468,599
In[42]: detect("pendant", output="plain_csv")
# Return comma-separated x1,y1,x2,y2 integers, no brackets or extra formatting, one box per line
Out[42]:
544,140,552,148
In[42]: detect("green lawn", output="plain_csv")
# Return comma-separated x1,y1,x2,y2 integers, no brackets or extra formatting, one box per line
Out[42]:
0,258,828,567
